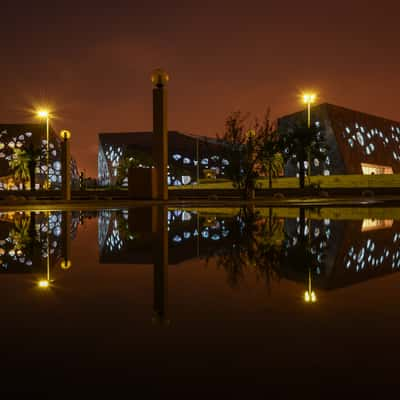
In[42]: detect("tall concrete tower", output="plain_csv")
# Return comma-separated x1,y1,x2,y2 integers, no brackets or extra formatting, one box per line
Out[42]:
151,68,169,201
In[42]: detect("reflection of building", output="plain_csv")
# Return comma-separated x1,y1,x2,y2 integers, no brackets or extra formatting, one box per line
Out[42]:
98,131,228,186
98,209,232,264
283,216,400,290
0,124,79,190
0,211,80,273
278,103,400,176
98,208,400,290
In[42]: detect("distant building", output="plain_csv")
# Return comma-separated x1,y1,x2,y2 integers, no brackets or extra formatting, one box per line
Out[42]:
98,131,229,186
278,103,400,176
0,123,79,190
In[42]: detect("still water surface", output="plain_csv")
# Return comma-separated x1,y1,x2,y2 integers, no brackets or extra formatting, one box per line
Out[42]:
0,206,399,393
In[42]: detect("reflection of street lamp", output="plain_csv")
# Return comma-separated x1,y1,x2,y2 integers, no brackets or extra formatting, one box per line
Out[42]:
37,212,52,289
38,279,50,288
304,268,317,303
36,109,51,189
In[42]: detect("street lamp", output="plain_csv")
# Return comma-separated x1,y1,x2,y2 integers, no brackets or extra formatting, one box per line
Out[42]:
302,92,317,128
36,109,51,189
301,93,317,183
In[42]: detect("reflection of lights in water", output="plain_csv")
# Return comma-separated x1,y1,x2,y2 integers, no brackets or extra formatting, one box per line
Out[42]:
61,259,72,270
304,270,317,303
304,291,316,303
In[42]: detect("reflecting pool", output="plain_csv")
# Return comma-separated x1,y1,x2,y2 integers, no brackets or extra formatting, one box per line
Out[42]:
1,206,400,394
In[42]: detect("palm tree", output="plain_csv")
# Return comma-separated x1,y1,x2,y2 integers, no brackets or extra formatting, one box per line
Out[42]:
280,123,326,189
260,150,284,189
9,144,41,191
9,149,30,189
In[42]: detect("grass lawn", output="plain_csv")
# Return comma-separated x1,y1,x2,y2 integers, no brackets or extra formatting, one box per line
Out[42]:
170,174,400,190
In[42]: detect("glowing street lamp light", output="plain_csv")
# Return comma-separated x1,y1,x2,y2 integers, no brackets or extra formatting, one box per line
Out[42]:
36,109,51,189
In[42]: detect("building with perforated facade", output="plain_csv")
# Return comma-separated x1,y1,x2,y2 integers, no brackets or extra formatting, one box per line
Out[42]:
98,131,229,187
0,124,79,190
278,103,400,176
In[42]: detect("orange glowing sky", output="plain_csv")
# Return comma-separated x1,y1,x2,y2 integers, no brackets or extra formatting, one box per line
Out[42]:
0,0,399,177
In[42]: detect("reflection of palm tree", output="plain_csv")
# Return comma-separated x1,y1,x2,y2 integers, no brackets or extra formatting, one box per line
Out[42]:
209,207,283,289
281,208,325,298
9,214,32,252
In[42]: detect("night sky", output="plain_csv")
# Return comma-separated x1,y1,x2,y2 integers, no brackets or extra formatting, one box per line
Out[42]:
1,0,399,177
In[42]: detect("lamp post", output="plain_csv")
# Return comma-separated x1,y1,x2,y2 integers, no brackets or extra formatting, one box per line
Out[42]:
301,93,317,183
37,110,50,189
302,93,316,129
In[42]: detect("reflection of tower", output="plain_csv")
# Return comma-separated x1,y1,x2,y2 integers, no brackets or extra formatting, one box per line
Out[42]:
152,206,169,325
61,211,72,270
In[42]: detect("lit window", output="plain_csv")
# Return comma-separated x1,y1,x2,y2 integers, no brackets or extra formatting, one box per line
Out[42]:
182,175,191,185
356,132,365,146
